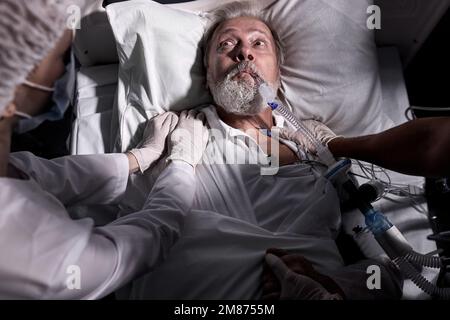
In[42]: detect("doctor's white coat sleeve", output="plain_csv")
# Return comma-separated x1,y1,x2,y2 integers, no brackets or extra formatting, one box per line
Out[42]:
8,151,129,206
0,161,195,299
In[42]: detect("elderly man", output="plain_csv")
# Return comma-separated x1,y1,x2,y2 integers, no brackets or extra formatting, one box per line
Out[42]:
124,2,403,300
202,3,299,167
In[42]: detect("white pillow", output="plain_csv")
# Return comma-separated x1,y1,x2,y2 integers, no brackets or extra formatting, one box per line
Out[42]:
107,0,213,150
107,0,394,151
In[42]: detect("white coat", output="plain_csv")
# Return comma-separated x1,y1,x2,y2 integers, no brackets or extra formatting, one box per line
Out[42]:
0,152,195,299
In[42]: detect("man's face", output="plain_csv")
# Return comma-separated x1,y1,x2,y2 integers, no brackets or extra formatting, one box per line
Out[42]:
206,17,280,115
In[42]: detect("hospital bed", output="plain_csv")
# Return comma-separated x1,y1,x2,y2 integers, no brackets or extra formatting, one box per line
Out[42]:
69,0,448,299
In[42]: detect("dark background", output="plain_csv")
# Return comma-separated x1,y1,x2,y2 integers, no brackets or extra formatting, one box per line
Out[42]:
404,8,450,115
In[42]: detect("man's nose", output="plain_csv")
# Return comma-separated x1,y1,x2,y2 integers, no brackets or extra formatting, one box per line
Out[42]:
234,44,254,62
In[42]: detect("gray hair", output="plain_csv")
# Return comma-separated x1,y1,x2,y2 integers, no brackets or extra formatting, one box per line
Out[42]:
203,1,285,68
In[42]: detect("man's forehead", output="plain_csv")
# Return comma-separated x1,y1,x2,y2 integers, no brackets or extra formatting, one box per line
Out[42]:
213,17,273,39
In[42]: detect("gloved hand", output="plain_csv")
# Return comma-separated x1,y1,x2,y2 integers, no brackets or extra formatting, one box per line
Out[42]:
264,254,343,300
280,120,341,155
167,109,209,168
129,112,179,173
263,249,344,300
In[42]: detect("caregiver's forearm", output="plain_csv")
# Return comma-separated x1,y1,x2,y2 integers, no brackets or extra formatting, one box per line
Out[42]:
328,117,450,178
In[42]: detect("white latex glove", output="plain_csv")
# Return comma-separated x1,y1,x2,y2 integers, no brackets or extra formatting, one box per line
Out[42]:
265,254,343,300
129,112,179,173
280,120,340,155
167,110,209,168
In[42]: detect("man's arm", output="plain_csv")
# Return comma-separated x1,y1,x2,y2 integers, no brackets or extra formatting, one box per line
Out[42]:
328,117,450,177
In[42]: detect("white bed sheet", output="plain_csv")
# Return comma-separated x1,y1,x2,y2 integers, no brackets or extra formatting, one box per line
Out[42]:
70,64,118,155
125,151,345,299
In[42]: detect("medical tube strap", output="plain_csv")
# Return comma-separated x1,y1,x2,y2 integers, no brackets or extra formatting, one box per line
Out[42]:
23,80,55,92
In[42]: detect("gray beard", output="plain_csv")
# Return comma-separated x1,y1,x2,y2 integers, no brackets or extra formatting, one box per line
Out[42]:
208,64,265,116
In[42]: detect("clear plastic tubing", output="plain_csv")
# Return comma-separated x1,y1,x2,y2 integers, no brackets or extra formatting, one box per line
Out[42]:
258,83,336,166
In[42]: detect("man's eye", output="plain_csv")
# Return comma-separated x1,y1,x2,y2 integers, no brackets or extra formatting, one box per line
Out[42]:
254,40,266,47
219,40,234,49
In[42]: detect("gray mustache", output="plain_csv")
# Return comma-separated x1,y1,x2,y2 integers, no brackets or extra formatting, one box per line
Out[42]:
226,62,263,84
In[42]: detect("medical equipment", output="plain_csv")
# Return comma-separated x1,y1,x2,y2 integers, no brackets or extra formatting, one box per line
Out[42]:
259,83,336,167
259,82,450,299
358,180,385,203
350,161,427,215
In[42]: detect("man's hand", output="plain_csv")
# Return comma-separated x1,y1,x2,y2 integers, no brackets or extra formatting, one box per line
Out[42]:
280,120,340,155
128,112,179,174
262,248,344,300
167,109,209,168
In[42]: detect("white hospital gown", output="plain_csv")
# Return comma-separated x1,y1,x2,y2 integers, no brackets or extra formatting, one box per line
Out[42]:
124,106,345,299
0,152,195,299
